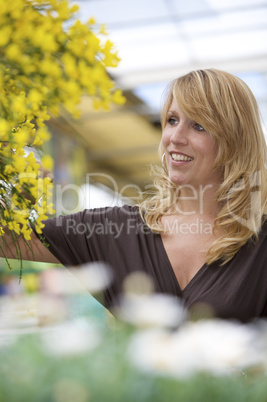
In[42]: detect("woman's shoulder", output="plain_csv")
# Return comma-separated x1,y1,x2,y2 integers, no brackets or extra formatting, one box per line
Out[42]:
82,204,151,239
82,204,143,223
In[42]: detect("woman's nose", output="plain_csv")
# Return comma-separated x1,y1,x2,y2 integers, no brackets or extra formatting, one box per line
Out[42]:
170,123,188,145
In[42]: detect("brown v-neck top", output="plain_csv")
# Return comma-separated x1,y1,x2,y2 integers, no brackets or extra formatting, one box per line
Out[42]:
35,205,267,322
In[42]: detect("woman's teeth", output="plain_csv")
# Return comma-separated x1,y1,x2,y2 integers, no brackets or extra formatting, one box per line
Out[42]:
171,153,193,161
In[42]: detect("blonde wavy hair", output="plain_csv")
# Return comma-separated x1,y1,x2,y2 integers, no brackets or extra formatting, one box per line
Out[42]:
139,68,267,264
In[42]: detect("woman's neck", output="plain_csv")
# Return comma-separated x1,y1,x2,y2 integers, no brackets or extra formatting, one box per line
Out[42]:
173,183,221,218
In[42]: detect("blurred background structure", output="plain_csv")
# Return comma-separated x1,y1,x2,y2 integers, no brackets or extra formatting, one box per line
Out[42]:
46,0,267,209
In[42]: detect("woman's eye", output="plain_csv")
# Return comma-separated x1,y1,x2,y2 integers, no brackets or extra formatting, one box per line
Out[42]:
194,123,205,132
167,117,177,125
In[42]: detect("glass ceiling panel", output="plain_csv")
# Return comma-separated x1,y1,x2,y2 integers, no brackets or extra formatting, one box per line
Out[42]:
208,0,267,10
73,0,267,75
166,0,213,15
181,8,267,35
108,23,178,44
110,36,190,74
74,0,170,24
102,21,188,73
72,0,267,134
191,30,267,61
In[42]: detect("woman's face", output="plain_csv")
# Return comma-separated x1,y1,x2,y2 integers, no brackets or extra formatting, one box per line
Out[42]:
162,99,222,190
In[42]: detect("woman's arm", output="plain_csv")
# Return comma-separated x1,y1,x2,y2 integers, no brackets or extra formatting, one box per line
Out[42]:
0,225,60,264
0,160,59,263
